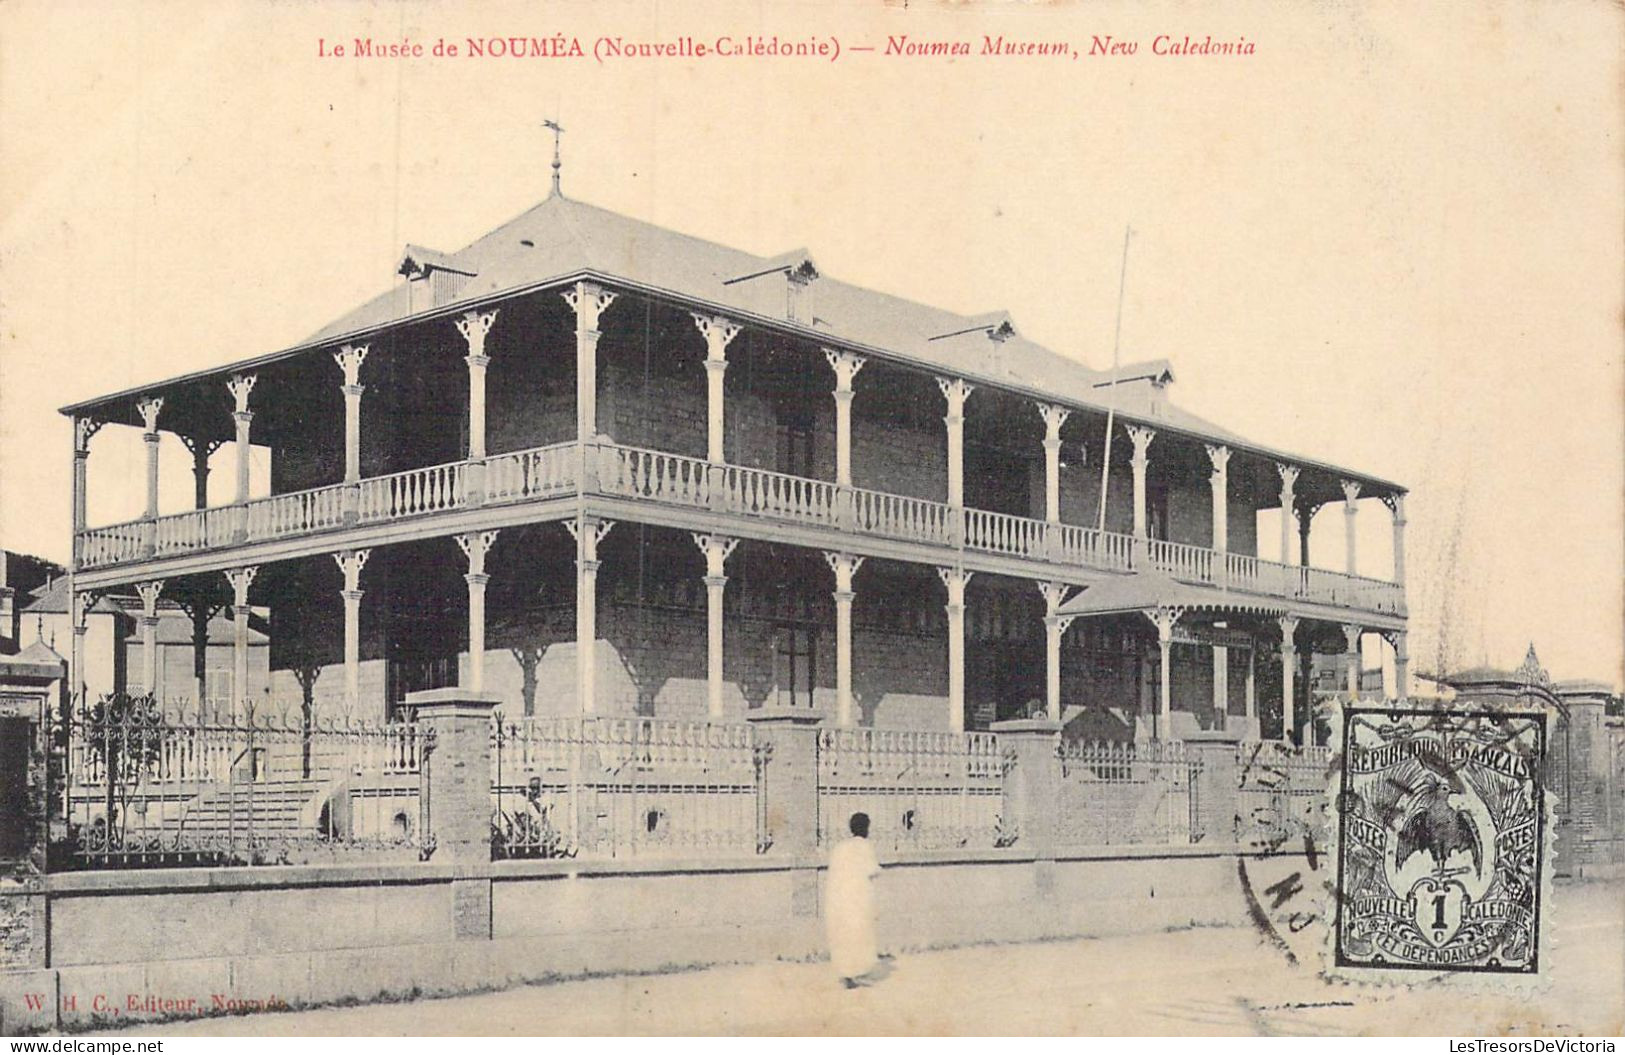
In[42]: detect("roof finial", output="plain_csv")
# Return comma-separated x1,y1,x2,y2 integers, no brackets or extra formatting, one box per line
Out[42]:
543,119,564,197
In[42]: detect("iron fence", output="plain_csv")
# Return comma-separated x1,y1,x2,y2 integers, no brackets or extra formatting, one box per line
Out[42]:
490,714,768,859
815,728,1008,851
53,693,427,869
1234,740,1331,850
1055,738,1202,847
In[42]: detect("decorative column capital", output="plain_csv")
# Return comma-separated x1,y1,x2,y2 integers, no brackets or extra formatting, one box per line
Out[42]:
135,580,164,616
333,548,371,590
333,344,369,388
826,349,868,391
456,530,501,576
935,376,975,417
691,313,742,362
1278,614,1300,644
227,373,257,414
1036,402,1071,444
1341,479,1362,506
1205,444,1231,477
1126,423,1155,463
1342,623,1363,652
823,551,865,592
224,566,258,605
178,434,225,460
936,566,974,605
1382,492,1406,523
455,308,499,360
136,395,165,435
564,517,615,547
1046,613,1077,636
1144,605,1184,643
1275,461,1299,493
73,416,105,454
562,281,618,332
1037,580,1074,616
692,533,739,578
72,589,99,630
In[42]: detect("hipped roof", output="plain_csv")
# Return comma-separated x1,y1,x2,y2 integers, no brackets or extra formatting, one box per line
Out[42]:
1057,569,1291,619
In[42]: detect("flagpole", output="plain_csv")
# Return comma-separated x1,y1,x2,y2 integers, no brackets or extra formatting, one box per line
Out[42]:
1096,225,1132,533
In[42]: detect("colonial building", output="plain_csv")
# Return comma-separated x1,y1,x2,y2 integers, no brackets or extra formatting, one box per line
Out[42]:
59,176,1408,741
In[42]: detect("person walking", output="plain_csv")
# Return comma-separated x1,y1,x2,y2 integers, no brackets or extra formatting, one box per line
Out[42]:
826,811,882,987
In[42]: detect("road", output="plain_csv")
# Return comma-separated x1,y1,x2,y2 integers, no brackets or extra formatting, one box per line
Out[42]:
96,881,1623,1036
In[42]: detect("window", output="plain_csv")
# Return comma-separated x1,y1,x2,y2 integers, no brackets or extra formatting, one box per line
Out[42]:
1147,482,1170,541
773,623,817,707
777,423,815,478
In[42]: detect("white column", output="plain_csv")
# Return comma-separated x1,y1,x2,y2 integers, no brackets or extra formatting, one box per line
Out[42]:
1392,629,1410,699
457,532,499,694
225,566,258,719
938,567,973,733
334,549,370,716
928,377,974,507
1127,425,1155,541
72,418,103,561
1038,403,1070,523
1386,494,1407,585
566,517,614,713
333,346,369,483
1276,463,1299,565
456,309,498,460
1279,616,1299,744
1144,606,1182,739
227,374,256,502
826,351,867,488
1039,581,1074,722
1341,479,1361,576
564,283,617,444
136,396,164,522
1207,445,1230,552
1213,645,1229,728
136,580,163,697
693,533,739,719
692,315,741,464
71,590,93,704
1343,623,1362,699
824,552,865,727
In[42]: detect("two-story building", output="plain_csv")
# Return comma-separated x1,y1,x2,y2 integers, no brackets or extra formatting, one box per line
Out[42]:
59,179,1408,742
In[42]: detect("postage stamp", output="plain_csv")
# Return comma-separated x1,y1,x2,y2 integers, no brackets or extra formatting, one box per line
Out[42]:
1333,705,1548,975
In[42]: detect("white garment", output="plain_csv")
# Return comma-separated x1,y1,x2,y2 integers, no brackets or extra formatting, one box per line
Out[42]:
826,835,881,979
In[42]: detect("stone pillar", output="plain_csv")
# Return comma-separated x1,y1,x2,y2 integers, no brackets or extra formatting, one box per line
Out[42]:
135,580,163,697
938,567,972,733
693,533,738,719
1184,730,1242,845
333,345,369,484
1144,606,1182,739
1038,582,1073,723
457,532,499,695
692,314,741,464
227,374,256,538
1038,403,1070,524
565,282,618,445
411,688,500,869
1386,493,1407,585
990,718,1062,859
1127,425,1155,558
827,350,867,488
225,566,257,719
1341,479,1361,577
746,708,824,856
566,517,613,713
824,551,864,727
1279,616,1299,744
334,549,370,716
1276,463,1299,566
1343,623,1363,700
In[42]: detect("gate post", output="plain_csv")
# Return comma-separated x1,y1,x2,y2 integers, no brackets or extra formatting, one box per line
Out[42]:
746,708,824,857
1183,730,1242,846
991,718,1062,860
411,688,499,943
0,680,54,1033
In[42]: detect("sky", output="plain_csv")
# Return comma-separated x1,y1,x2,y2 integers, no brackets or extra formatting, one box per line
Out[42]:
1,0,1620,687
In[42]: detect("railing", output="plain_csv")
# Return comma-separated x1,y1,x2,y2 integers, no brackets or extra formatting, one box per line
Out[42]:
490,714,767,859
55,694,426,869
71,437,1406,617
815,728,1007,851
964,508,1045,560
246,483,347,541
1055,738,1201,847
1235,740,1332,849
358,462,466,522
485,442,576,503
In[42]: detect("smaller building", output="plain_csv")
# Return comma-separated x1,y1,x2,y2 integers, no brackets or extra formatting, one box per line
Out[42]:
0,549,65,656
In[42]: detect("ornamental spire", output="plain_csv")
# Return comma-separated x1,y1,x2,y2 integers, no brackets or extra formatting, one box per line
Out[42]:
543,118,564,197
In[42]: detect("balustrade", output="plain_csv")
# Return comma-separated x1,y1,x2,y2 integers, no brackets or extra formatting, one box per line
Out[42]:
357,462,465,522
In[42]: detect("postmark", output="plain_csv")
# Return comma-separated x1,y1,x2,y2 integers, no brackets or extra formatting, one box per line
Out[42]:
1333,705,1547,975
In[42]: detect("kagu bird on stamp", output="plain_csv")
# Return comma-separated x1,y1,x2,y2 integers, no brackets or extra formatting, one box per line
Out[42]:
1334,705,1547,975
